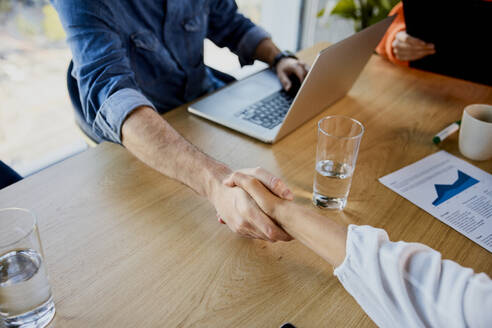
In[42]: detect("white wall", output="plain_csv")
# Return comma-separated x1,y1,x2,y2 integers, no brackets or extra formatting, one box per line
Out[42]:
260,0,302,51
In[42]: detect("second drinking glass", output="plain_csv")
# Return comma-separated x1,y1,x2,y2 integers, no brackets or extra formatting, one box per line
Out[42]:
313,116,364,210
0,208,55,328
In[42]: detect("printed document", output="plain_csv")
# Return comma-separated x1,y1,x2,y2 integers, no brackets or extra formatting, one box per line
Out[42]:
379,151,492,253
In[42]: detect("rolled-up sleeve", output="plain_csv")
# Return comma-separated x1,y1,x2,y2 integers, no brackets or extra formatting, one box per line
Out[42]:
334,225,492,328
93,88,154,142
52,0,155,143
207,0,271,66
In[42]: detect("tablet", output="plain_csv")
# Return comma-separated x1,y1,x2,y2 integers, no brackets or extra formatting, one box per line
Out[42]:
402,0,491,85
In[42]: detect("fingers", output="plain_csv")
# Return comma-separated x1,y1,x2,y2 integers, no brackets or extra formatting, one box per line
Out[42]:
291,63,307,83
395,31,432,47
393,44,435,61
406,36,434,50
395,31,426,46
300,61,310,75
276,58,309,90
220,209,267,240
237,200,291,242
237,220,269,241
224,173,290,239
394,48,436,61
236,222,265,240
277,70,292,91
232,206,288,242
250,209,292,242
224,172,287,226
393,31,435,60
227,167,294,200
393,40,435,51
393,39,435,52
225,172,274,208
219,170,294,242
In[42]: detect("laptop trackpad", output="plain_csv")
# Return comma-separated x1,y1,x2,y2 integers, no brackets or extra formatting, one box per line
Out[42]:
192,70,281,116
224,80,271,99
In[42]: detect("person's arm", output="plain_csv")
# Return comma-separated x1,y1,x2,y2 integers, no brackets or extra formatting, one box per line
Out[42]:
273,200,347,266
254,39,309,92
206,0,308,91
224,171,347,265
225,172,492,327
121,107,293,242
52,0,155,142
53,0,292,242
375,2,434,65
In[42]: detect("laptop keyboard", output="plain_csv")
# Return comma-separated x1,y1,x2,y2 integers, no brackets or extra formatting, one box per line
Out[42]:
235,90,295,129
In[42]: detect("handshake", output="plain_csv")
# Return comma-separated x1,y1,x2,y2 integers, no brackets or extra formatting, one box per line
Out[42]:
208,167,296,243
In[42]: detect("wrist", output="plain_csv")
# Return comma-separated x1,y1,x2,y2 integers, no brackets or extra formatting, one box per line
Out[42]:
272,50,298,71
203,161,232,203
268,48,281,67
272,200,296,228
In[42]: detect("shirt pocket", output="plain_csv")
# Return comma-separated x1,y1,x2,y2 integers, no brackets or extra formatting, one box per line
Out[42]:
129,31,178,85
130,31,158,52
181,11,208,67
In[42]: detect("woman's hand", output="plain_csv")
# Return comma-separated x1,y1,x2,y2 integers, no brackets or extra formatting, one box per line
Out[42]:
214,167,294,242
392,31,435,61
223,169,289,220
224,170,348,267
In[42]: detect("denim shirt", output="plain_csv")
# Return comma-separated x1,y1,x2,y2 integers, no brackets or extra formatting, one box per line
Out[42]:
52,0,270,143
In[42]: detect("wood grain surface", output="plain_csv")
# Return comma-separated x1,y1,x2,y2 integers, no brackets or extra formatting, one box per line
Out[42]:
1,42,491,328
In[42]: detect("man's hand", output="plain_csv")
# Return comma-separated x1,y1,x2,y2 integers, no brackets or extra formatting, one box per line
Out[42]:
123,108,293,242
224,168,350,270
209,167,293,242
276,58,309,91
223,170,286,219
392,31,435,62
253,38,309,91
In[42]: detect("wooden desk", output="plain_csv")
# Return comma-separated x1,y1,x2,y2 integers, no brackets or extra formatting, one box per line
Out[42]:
1,43,491,327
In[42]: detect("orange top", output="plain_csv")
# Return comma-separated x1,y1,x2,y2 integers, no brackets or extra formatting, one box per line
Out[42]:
375,2,408,66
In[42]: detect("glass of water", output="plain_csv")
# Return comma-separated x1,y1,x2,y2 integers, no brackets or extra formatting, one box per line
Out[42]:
0,208,55,328
313,116,364,210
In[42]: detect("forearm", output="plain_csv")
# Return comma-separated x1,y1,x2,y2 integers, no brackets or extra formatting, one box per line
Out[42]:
121,106,230,198
254,38,280,66
228,169,492,326
275,203,347,267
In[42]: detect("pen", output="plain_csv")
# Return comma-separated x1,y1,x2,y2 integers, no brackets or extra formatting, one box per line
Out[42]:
433,120,461,145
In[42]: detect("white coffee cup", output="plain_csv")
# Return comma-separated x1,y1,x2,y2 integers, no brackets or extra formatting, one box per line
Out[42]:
459,104,492,161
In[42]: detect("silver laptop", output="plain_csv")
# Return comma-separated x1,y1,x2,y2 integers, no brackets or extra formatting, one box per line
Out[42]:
188,16,394,143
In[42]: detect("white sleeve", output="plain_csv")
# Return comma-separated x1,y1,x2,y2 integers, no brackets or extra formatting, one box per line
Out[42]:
333,225,492,328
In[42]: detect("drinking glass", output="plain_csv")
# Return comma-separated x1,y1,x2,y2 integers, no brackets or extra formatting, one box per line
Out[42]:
0,208,55,328
313,116,364,209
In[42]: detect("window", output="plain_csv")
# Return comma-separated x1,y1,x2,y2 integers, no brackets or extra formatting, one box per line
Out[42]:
0,0,86,176
205,0,303,79
301,0,355,49
0,0,309,176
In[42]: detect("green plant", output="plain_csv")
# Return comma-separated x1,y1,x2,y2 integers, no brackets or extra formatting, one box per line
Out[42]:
318,0,400,31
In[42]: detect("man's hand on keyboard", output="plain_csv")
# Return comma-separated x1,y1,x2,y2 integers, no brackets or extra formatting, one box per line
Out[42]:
276,58,309,91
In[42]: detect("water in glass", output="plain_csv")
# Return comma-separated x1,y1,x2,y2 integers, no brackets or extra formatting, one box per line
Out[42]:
0,248,54,327
313,160,353,209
